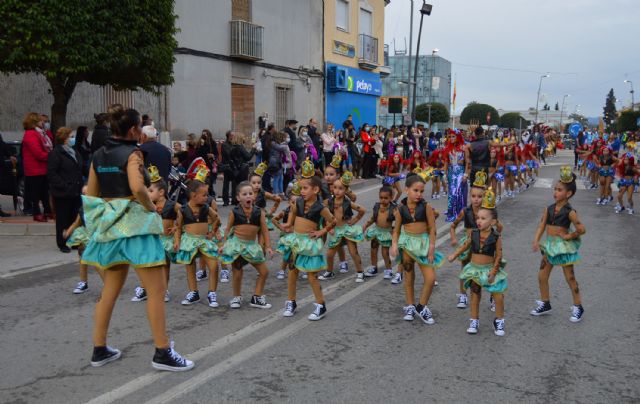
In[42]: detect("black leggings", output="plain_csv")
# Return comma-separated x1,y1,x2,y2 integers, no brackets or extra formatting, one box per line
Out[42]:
25,175,51,216
53,196,81,249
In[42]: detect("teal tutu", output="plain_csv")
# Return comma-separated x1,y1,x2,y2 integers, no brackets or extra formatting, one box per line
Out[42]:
266,215,275,231
82,234,166,270
220,235,266,265
456,233,471,263
397,230,444,268
541,236,581,266
327,224,365,248
459,260,508,293
289,233,327,272
160,234,175,259
175,232,218,264
364,225,393,247
66,226,89,248
276,232,297,263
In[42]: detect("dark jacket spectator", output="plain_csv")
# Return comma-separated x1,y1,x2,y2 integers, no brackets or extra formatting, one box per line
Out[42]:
22,112,52,220
74,126,92,179
196,129,219,196
139,126,172,181
90,113,110,153
220,131,235,205
47,127,83,252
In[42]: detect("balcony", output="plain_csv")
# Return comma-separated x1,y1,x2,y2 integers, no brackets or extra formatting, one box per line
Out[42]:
230,20,264,61
358,34,379,70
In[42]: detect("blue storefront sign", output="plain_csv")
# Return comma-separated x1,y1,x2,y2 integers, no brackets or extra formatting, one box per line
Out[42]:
569,122,583,138
325,63,381,129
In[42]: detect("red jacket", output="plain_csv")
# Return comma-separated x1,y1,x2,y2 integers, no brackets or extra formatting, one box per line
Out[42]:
22,129,51,176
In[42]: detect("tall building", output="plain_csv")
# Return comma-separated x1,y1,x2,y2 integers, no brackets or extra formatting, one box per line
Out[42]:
323,0,390,130
379,54,451,130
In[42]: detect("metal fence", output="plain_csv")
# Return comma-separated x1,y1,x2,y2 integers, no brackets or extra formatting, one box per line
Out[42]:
359,34,378,65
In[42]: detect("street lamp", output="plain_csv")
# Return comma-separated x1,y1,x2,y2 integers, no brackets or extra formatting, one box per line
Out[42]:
535,73,550,124
559,94,570,133
410,1,433,127
624,80,635,111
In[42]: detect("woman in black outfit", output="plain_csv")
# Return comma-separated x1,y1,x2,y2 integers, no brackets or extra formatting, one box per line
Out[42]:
230,133,255,202
47,127,83,253
74,126,92,180
197,129,219,197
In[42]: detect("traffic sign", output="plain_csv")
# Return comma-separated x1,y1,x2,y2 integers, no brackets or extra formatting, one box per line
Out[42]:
569,122,583,138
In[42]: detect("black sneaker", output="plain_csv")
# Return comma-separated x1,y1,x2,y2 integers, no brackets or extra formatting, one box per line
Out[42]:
318,271,335,280
364,266,378,277
530,300,552,316
196,270,208,282
131,286,147,302
283,300,297,317
250,295,272,309
152,342,194,372
308,302,327,321
570,305,584,323
181,290,200,305
91,346,121,367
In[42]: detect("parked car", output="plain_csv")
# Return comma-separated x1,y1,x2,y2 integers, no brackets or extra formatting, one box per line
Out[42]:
0,138,25,213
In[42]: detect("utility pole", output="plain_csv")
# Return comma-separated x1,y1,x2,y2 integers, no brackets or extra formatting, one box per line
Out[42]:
407,0,414,124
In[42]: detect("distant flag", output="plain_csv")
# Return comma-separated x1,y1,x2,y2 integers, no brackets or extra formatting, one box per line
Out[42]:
452,78,457,111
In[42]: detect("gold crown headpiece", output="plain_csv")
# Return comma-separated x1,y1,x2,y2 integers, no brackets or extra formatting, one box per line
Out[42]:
418,167,433,182
330,154,342,169
473,170,488,188
290,180,301,196
481,186,496,209
626,141,636,151
301,158,315,178
253,162,268,177
148,165,161,183
412,167,423,174
559,166,573,184
340,170,354,187
195,165,210,184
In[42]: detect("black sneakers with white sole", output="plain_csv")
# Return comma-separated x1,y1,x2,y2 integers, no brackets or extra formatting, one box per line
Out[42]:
91,346,122,367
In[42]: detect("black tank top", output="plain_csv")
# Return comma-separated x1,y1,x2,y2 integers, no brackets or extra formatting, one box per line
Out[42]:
470,228,499,257
463,206,477,229
471,139,490,168
92,138,142,198
599,155,613,166
624,165,635,176
328,197,353,220
181,203,209,225
233,205,261,226
398,198,427,225
255,189,266,208
546,203,574,229
372,202,395,224
505,150,516,162
321,182,331,201
296,198,324,223
161,200,177,220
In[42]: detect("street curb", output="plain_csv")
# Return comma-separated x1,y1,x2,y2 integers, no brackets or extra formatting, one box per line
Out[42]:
0,222,56,236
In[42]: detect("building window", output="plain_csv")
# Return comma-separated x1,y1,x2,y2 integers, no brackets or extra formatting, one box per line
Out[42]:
103,85,134,110
336,0,349,32
359,8,372,36
232,0,251,21
275,85,293,130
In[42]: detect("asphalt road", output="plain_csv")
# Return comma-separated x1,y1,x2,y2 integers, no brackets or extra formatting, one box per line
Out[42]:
1,151,638,404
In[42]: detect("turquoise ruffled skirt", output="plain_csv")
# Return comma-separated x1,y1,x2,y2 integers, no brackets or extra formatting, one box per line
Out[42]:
541,236,581,266
175,232,217,264
276,232,297,263
220,235,266,265
364,224,393,247
397,229,444,268
66,226,89,248
327,224,365,248
160,234,176,262
81,196,165,270
266,215,275,231
456,233,471,263
459,260,508,293
290,233,327,272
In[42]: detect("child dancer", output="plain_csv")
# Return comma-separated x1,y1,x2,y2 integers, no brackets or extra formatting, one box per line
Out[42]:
273,181,302,279
449,187,507,336
282,159,336,320
250,162,281,231
614,152,639,214
362,186,396,279
531,167,586,322
196,193,226,283
174,171,221,307
489,147,504,201
382,154,404,202
504,144,518,198
430,150,445,199
391,173,444,324
595,146,616,205
318,171,366,282
131,167,176,302
219,181,273,309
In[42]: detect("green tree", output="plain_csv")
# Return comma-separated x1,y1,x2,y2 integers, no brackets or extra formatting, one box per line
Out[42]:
499,112,529,129
554,102,559,111
0,0,178,130
617,109,640,132
603,88,617,131
415,102,449,125
460,103,500,125
543,103,550,111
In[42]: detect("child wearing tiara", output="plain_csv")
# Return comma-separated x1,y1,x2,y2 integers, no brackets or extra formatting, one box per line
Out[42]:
362,186,396,280
273,180,302,280
448,186,507,336
250,162,281,231
614,150,639,214
530,166,586,322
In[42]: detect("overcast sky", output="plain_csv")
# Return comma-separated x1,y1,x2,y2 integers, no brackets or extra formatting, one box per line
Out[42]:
383,0,640,117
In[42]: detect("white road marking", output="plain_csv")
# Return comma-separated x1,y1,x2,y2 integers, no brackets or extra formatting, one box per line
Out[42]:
0,260,76,279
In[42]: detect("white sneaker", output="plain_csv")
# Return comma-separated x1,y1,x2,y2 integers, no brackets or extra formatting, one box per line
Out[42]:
229,296,242,309
614,204,622,213
164,290,171,302
570,305,584,322
364,266,378,277
308,303,326,321
403,305,416,321
283,300,297,317
276,270,286,280
383,269,393,279
301,273,308,279
196,270,208,282
391,272,402,284
318,271,335,280
628,208,635,215
339,262,349,273
467,319,479,334
434,280,439,286
207,291,219,308
493,318,505,336
456,293,468,309
417,306,435,325
489,296,496,312
355,272,365,283
220,269,230,283
73,281,88,294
